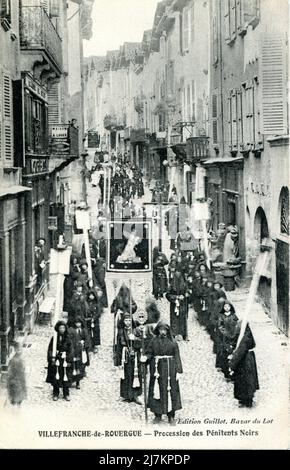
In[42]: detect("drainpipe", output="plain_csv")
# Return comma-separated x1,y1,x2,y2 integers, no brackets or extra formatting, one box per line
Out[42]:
219,0,225,156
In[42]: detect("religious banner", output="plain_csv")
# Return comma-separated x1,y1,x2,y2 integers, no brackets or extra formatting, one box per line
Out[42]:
107,220,152,272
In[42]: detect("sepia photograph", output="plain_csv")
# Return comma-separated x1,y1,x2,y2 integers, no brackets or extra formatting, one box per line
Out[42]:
0,0,289,453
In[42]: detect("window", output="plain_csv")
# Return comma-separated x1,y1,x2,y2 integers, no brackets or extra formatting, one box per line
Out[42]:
166,61,175,96
25,88,48,155
186,84,191,120
0,0,11,31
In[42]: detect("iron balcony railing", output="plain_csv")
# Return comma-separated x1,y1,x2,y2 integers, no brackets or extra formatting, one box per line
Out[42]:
20,6,62,73
186,136,210,162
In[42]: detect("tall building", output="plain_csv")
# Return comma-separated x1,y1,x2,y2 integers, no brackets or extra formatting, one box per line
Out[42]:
0,0,95,374
207,0,289,334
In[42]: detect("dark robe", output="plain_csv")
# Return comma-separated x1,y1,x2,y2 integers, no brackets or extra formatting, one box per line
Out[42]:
152,254,169,299
166,276,188,339
115,327,142,400
46,333,74,388
210,290,228,351
7,352,27,405
94,260,108,308
69,292,89,326
63,263,81,310
85,297,102,347
146,336,182,415
229,325,259,404
111,289,138,365
216,311,239,377
68,326,91,382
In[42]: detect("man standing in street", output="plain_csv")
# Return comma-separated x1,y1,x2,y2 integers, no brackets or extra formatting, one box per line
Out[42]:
141,320,183,424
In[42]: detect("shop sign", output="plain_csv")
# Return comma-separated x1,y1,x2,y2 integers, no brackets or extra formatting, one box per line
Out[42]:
24,75,48,102
25,157,49,175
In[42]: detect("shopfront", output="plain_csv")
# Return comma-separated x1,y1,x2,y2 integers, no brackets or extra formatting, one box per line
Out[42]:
0,188,29,371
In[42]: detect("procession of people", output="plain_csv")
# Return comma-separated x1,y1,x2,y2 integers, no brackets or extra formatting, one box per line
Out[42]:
44,151,259,423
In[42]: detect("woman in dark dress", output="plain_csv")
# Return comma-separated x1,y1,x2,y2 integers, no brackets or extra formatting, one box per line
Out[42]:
229,323,259,407
46,321,74,401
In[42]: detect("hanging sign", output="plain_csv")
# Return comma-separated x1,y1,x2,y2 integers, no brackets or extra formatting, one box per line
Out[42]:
49,247,72,275
75,209,91,230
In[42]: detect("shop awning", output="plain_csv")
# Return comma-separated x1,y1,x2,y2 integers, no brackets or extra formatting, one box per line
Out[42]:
203,156,244,165
0,185,32,199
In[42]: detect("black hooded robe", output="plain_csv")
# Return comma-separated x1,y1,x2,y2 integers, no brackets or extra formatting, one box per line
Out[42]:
46,331,74,388
146,334,182,415
115,328,143,400
166,275,188,339
229,325,259,404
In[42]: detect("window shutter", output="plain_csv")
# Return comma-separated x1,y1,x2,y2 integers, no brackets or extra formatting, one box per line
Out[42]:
232,92,237,146
191,80,195,121
212,15,219,65
237,90,243,143
224,0,231,41
48,82,60,126
186,84,191,120
3,72,13,163
183,7,189,51
212,94,218,144
190,3,194,43
259,32,287,135
230,0,237,38
228,96,232,146
0,72,2,160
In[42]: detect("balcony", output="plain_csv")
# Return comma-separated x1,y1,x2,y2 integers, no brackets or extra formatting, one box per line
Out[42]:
186,137,209,163
20,6,62,75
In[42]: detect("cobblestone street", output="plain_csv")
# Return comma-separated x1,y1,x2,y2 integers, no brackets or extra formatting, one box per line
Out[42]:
0,184,288,435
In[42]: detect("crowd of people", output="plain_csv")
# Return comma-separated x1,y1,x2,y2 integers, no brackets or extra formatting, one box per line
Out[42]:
46,251,108,401
42,151,259,421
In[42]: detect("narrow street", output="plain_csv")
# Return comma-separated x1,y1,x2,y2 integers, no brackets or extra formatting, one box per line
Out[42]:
0,182,287,433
